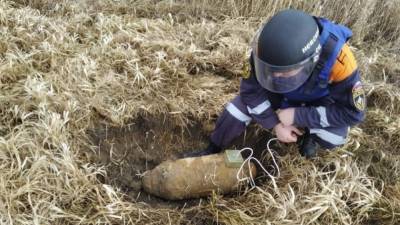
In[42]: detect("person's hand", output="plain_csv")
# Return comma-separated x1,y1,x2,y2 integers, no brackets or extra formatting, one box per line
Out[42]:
277,108,295,126
273,123,303,143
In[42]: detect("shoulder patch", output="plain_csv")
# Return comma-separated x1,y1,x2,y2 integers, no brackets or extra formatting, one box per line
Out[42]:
242,63,250,79
352,81,366,111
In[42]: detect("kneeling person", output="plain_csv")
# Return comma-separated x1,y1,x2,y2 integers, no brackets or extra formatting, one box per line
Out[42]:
184,9,366,158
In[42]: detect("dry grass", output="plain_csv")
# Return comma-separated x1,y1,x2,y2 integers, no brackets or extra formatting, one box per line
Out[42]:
0,0,399,224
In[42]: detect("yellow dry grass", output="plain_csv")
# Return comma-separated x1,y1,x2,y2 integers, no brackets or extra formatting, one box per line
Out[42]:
1,0,400,224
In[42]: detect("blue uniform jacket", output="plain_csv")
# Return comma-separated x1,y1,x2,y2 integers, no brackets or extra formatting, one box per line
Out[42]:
240,18,365,130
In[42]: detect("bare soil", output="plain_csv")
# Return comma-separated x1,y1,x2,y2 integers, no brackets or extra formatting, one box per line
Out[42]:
88,115,279,208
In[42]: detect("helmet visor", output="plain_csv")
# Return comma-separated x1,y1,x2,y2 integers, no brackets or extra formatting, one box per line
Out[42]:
251,28,321,93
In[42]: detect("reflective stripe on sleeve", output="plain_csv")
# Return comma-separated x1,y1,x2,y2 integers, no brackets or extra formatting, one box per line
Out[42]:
316,106,330,127
247,100,271,115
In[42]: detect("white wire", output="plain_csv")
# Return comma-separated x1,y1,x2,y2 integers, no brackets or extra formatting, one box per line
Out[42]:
236,138,280,191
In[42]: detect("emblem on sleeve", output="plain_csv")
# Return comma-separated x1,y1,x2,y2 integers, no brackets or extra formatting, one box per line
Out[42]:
352,81,366,111
242,63,250,79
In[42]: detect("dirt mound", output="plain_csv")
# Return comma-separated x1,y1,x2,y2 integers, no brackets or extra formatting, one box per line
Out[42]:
88,115,276,205
88,116,207,204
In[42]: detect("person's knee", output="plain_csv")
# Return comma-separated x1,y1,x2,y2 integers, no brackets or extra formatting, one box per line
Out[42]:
225,96,252,126
309,127,349,150
211,96,251,147
311,135,343,150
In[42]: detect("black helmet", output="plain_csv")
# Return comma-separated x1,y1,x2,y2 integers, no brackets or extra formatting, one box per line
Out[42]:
251,9,321,93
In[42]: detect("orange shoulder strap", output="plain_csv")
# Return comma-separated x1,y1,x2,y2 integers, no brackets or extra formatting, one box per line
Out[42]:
329,43,358,82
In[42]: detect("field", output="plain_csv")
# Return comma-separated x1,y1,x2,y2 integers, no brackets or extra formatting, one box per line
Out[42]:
1,0,400,224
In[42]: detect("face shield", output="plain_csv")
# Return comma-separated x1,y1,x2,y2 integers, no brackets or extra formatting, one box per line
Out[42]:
251,28,321,93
